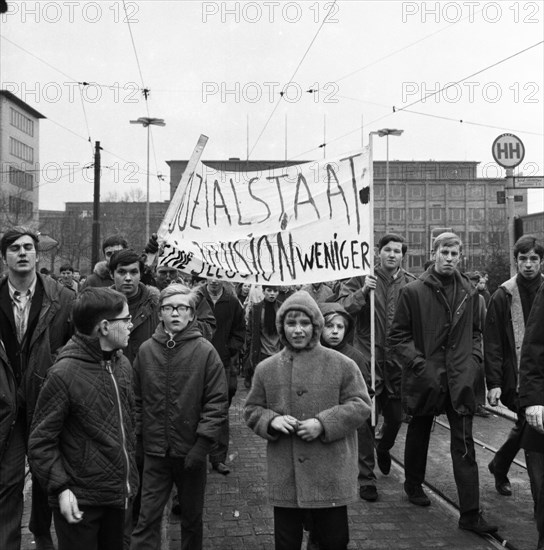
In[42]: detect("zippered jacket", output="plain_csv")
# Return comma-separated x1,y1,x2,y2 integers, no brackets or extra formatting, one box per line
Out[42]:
28,334,138,509
389,267,483,416
134,319,228,457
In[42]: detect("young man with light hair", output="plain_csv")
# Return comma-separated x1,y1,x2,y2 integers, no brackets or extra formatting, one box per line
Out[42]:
389,232,498,535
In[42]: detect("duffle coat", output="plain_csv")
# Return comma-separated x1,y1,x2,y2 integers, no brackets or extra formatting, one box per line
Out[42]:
244,291,371,509
389,267,483,416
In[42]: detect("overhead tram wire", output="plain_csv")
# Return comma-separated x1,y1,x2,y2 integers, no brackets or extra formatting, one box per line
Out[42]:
289,41,543,161
247,0,337,160
121,0,164,195
395,40,544,112
333,5,486,85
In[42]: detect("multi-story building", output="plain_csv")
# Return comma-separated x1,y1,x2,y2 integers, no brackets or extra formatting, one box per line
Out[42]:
0,90,45,230
167,159,528,275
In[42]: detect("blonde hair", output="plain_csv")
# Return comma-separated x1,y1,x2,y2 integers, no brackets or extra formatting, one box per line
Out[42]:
158,283,196,309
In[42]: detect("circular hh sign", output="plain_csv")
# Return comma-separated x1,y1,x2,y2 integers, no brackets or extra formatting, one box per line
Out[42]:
492,133,525,168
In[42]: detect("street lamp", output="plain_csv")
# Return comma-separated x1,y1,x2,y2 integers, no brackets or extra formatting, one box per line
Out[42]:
130,117,166,240
376,128,403,232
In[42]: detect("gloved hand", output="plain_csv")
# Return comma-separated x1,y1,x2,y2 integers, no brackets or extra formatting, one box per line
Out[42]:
144,233,159,254
184,436,214,471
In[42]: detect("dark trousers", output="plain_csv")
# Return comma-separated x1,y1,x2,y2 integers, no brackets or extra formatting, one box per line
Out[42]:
131,454,207,550
0,415,25,550
53,505,125,550
358,393,402,486
492,412,524,476
210,363,235,465
375,394,402,453
525,450,544,548
29,474,53,536
274,506,349,550
404,399,480,516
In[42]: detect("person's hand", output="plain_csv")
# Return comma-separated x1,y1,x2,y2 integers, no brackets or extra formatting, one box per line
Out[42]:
184,437,213,470
58,489,83,524
296,418,324,441
362,275,377,296
144,233,159,254
487,387,502,407
525,405,544,434
270,415,299,434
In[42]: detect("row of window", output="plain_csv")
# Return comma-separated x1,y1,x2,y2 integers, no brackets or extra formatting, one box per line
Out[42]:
375,207,506,223
373,165,475,181
374,184,492,200
9,138,34,162
9,196,33,216
10,107,35,137
401,231,505,248
8,166,34,191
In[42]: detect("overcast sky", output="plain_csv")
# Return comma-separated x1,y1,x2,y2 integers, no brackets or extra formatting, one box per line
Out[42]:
1,0,543,211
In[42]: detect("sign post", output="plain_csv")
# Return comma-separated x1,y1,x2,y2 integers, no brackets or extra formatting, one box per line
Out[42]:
492,133,525,276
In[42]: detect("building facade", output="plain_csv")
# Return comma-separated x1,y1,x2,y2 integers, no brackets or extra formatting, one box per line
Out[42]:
39,201,169,274
0,90,45,230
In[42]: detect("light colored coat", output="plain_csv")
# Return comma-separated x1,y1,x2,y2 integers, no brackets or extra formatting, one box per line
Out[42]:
244,291,371,508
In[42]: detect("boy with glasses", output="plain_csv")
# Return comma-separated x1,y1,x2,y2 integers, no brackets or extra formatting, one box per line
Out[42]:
131,284,228,550
28,287,138,550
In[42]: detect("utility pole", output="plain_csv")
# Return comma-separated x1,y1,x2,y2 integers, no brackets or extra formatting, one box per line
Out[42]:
92,141,101,267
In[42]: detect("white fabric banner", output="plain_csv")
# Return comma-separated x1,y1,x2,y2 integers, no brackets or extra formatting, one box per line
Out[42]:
157,148,372,285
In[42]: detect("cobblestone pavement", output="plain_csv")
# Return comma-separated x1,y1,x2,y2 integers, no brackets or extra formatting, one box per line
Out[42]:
21,377,499,550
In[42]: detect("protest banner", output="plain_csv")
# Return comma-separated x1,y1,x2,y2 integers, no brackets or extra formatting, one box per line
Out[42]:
157,146,372,285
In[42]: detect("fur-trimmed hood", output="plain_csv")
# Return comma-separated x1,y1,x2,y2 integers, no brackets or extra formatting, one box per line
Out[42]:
276,290,324,351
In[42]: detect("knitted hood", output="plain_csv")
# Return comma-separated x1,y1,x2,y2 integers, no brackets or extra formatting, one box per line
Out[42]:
276,290,324,351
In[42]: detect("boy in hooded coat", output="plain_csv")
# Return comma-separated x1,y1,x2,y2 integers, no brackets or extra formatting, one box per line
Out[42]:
244,290,371,550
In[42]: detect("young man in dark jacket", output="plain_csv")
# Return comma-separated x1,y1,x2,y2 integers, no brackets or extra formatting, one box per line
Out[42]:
28,287,138,550
0,227,75,550
131,284,228,550
519,284,544,550
485,236,544,497
338,233,416,501
389,232,498,535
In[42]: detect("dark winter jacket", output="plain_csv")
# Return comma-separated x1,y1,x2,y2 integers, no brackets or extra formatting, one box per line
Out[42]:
519,284,544,451
134,319,228,457
338,266,416,397
123,282,160,364
244,291,370,508
202,285,246,366
0,346,16,462
0,273,74,434
80,260,113,290
319,302,370,388
28,334,138,509
389,267,483,416
484,275,544,412
247,299,282,368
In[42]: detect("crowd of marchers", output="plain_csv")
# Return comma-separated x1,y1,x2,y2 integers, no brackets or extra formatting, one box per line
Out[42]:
0,226,543,550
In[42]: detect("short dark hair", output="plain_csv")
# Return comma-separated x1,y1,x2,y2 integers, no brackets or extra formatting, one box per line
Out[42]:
73,287,127,335
378,233,407,256
1,226,39,258
59,263,73,273
101,235,128,254
262,285,279,291
513,235,544,260
109,249,144,274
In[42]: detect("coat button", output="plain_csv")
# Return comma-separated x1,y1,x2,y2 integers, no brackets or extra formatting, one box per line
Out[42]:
297,390,304,396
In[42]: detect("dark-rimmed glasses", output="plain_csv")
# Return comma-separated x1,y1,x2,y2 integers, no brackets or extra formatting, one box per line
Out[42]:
105,315,132,324
160,304,192,314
